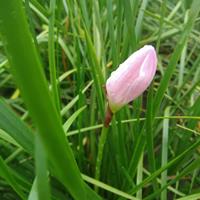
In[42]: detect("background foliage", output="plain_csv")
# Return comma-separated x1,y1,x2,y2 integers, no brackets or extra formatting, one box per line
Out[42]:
0,0,200,199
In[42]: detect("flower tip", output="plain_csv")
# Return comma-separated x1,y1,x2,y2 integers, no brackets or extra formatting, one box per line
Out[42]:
143,44,155,50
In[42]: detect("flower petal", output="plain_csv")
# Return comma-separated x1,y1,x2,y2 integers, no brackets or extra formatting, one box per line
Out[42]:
106,45,157,113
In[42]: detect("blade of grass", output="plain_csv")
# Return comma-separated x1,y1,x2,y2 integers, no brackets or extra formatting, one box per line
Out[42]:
189,169,198,194
95,126,109,189
79,0,90,29
84,28,105,119
28,178,38,200
35,135,51,200
92,0,103,64
135,0,149,41
5,148,23,164
146,85,158,191
0,129,21,148
0,1,101,199
28,1,49,24
156,0,167,52
61,80,93,116
122,0,137,51
63,105,86,133
167,1,181,20
176,193,200,200
161,107,170,200
116,0,123,64
48,0,60,113
136,153,143,199
107,0,117,68
82,174,139,200
178,10,188,88
29,0,49,18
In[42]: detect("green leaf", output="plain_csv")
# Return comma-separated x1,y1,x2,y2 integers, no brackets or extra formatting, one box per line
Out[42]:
0,1,100,199
35,135,51,200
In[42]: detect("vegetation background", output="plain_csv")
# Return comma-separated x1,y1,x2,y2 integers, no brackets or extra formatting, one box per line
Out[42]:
0,0,200,199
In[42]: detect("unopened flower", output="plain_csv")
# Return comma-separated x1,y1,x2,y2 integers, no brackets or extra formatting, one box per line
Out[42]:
106,45,157,114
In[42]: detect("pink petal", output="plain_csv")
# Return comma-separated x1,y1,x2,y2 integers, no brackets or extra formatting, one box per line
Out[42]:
106,45,157,113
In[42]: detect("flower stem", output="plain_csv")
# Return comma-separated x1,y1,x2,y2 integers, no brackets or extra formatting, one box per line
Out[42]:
104,105,113,127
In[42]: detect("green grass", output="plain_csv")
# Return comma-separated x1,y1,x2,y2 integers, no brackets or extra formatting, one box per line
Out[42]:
0,0,200,199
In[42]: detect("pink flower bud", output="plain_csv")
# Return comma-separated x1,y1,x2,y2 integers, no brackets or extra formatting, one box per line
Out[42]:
106,45,157,113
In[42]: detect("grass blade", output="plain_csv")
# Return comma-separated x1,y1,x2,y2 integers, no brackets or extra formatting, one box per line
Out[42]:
146,85,158,191
35,135,51,200
48,0,60,113
0,1,100,199
28,178,38,200
82,174,139,200
63,105,86,133
161,107,170,200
